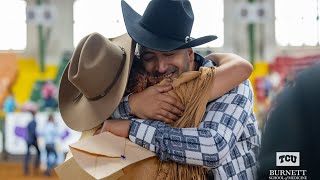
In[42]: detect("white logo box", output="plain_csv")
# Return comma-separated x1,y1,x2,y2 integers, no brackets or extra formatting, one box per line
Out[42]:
276,152,300,166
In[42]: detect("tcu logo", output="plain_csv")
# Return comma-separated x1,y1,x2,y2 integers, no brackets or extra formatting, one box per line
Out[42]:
276,152,300,166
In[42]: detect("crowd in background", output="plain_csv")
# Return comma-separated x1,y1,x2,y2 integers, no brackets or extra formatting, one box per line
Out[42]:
0,80,60,177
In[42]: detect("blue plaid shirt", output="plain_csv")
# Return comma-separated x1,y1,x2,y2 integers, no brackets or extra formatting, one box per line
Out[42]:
112,59,260,180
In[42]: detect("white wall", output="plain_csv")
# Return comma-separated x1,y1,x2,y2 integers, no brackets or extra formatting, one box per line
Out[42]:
24,0,74,65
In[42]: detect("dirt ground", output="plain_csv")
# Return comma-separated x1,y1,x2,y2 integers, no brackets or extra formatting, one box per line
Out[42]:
0,162,59,180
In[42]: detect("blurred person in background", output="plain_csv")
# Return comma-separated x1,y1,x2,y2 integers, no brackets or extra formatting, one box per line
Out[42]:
267,68,281,96
1,90,16,160
42,80,57,110
283,70,296,88
43,113,58,176
258,63,320,180
3,90,16,114
24,110,40,176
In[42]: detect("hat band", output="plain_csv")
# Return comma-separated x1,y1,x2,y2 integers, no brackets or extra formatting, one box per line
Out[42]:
87,46,126,101
73,47,127,102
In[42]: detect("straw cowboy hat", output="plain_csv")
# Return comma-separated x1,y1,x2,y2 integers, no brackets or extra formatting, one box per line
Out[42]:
121,0,217,51
59,33,135,131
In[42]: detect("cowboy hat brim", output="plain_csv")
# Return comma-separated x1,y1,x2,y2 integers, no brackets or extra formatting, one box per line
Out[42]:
121,0,217,51
59,33,135,131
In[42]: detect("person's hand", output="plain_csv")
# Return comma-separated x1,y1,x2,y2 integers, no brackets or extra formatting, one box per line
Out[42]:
94,119,130,138
129,84,185,123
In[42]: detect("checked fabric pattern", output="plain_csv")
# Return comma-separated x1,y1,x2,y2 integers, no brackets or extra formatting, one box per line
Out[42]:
112,59,260,180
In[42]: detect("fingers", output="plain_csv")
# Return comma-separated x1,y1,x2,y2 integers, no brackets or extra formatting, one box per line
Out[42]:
158,108,180,121
155,114,175,124
94,127,101,135
94,121,108,135
159,94,185,112
153,84,173,93
160,102,183,118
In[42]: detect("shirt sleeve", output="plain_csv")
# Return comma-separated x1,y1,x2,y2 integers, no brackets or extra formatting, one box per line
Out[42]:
128,80,254,168
111,94,132,119
203,58,216,67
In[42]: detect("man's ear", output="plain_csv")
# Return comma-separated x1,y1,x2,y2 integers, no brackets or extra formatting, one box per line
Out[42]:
187,48,194,62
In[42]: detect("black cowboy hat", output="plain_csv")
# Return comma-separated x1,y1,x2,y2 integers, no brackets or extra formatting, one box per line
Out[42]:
121,0,217,51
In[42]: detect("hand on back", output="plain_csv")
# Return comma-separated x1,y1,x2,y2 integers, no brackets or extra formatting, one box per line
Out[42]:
129,84,185,124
